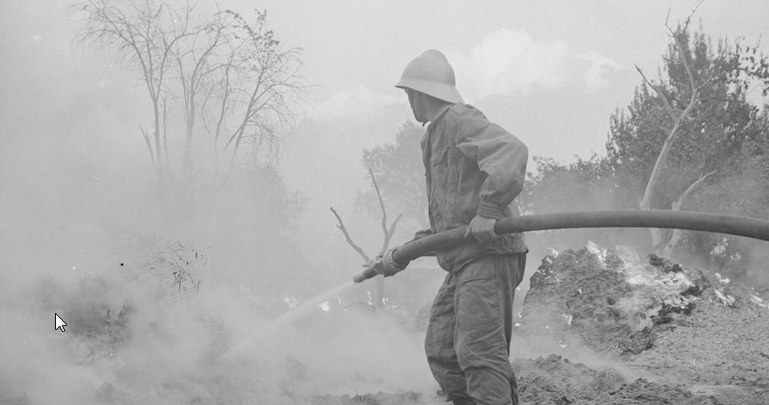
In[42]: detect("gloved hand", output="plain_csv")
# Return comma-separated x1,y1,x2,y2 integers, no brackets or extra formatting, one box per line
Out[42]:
465,214,499,242
371,247,408,277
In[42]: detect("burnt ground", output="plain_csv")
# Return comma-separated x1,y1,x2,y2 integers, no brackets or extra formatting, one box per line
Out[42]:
301,244,769,405
4,242,768,405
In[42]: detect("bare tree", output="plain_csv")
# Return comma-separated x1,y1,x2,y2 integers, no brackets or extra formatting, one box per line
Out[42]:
200,10,305,168
74,0,191,180
170,11,226,176
634,8,715,254
74,1,305,181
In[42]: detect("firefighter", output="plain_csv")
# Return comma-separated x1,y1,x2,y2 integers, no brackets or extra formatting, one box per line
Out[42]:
370,49,529,405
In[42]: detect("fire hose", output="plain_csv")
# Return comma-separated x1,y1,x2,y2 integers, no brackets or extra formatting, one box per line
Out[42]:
353,209,769,283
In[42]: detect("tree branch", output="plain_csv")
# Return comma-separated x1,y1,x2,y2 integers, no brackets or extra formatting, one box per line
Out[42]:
140,124,156,173
330,206,370,263
635,65,676,121
368,168,401,255
663,169,716,257
674,170,717,211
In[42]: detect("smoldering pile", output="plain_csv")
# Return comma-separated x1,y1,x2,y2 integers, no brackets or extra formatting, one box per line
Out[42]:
517,242,711,355
511,241,769,405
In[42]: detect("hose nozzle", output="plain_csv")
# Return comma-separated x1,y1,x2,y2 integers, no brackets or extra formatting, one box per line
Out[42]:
353,266,379,283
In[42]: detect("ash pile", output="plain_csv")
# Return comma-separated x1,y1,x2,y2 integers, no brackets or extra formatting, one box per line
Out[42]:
512,242,769,405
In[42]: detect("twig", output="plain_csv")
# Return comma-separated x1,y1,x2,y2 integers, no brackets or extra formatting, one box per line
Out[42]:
673,0,703,35
368,168,402,255
140,125,156,172
635,66,677,121
676,170,717,209
370,168,388,237
329,206,370,263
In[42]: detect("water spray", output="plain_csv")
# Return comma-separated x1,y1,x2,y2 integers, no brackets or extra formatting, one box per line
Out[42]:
354,209,769,282
223,280,357,359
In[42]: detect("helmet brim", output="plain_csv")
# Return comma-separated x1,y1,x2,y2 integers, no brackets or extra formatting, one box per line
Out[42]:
395,78,464,104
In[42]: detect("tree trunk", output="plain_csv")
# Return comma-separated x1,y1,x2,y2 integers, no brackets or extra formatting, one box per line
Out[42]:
152,97,163,180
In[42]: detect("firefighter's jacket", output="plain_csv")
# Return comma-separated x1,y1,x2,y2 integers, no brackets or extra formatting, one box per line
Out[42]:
417,103,528,271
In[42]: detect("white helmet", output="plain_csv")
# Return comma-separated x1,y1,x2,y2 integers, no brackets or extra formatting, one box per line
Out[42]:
395,49,464,104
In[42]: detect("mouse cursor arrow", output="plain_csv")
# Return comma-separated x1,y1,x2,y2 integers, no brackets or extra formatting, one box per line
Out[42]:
54,313,67,332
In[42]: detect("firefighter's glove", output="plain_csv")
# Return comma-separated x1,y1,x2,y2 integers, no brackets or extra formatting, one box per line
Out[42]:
465,214,499,242
372,247,407,277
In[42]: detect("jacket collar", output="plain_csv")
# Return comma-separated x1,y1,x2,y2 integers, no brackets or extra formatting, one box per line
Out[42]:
427,104,453,131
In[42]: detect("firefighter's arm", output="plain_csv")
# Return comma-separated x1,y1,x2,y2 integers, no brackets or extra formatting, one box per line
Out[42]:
455,112,528,220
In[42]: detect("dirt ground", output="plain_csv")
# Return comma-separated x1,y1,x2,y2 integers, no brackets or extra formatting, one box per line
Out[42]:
301,244,769,405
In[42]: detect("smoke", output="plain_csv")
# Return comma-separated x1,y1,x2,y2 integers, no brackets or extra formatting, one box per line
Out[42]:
0,251,434,404
0,142,434,404
0,3,436,404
